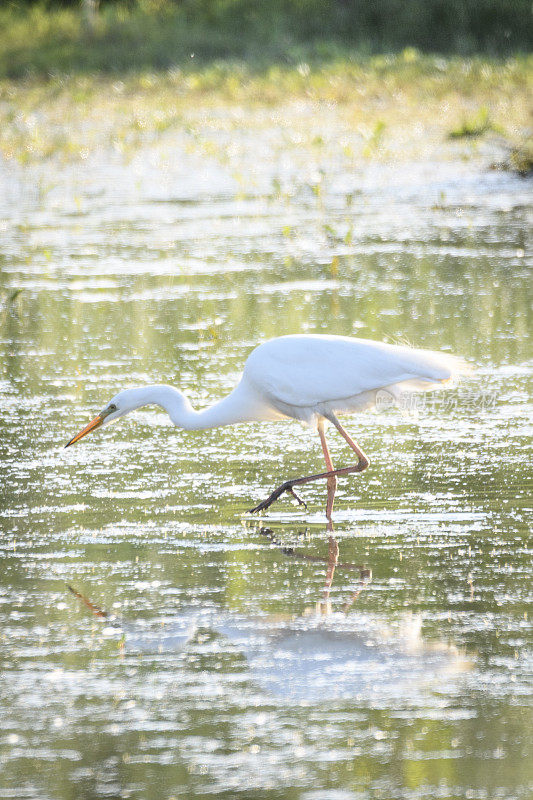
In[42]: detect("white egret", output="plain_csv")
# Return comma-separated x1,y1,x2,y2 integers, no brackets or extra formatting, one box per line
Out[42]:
65,334,469,517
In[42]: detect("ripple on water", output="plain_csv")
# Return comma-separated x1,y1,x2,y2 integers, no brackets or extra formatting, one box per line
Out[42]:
0,127,531,799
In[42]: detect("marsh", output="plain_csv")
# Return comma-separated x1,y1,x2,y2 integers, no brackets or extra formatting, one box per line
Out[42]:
0,63,531,800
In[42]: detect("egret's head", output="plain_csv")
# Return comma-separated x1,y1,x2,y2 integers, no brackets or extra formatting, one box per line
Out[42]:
64,388,141,448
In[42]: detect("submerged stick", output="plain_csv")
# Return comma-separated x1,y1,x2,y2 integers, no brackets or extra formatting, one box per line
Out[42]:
67,584,108,620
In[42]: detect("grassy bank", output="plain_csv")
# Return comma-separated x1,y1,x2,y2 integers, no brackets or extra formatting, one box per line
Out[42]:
1,1,532,80
0,3,530,171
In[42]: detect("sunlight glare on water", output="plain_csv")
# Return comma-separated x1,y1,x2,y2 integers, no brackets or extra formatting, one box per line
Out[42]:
0,109,532,800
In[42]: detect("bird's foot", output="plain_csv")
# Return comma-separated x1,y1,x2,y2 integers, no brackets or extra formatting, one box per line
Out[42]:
286,487,307,509
248,481,307,514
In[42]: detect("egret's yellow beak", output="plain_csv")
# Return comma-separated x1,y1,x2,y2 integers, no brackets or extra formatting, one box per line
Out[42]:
65,412,105,448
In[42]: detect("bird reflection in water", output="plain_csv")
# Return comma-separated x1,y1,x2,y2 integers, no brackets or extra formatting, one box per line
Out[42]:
68,524,469,703
215,525,469,702
256,524,372,615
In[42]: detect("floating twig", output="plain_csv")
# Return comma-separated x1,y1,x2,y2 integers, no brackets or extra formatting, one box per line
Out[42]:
67,584,108,619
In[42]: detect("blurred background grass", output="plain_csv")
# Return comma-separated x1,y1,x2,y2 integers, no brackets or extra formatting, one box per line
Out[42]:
1,1,531,172
1,0,531,79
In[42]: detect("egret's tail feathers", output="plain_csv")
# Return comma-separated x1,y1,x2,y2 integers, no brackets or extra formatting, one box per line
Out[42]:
383,349,473,397
402,347,472,384
430,351,473,382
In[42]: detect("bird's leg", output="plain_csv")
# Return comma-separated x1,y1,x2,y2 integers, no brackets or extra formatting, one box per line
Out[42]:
248,415,369,515
319,421,336,521
331,416,370,472
247,479,308,514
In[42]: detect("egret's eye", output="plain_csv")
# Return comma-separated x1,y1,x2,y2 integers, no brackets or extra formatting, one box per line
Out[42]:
108,404,117,412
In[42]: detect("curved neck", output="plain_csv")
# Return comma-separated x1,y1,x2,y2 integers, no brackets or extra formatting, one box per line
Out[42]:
128,383,259,430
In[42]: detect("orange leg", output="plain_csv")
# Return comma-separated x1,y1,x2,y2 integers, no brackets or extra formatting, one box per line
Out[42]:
331,417,370,470
319,421,337,520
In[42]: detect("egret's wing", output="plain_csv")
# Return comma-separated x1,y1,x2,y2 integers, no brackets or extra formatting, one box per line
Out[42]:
244,335,467,409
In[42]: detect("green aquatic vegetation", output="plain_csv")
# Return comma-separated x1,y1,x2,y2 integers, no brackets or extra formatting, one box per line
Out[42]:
361,119,387,157
507,138,533,176
490,135,533,177
448,106,493,138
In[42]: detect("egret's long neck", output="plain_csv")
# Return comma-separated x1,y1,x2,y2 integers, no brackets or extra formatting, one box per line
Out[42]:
133,383,268,430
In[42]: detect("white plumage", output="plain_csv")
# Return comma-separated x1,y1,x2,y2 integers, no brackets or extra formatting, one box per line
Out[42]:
243,334,466,424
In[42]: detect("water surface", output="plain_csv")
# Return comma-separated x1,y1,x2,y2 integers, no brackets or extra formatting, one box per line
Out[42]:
0,113,532,800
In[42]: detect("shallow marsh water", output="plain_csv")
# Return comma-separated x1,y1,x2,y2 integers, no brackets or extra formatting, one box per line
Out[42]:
0,106,532,800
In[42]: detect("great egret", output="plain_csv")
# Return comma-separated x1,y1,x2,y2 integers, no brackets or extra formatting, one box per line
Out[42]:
65,334,468,517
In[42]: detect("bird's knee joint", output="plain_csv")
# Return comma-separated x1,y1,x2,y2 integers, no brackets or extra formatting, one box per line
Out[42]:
358,455,370,472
